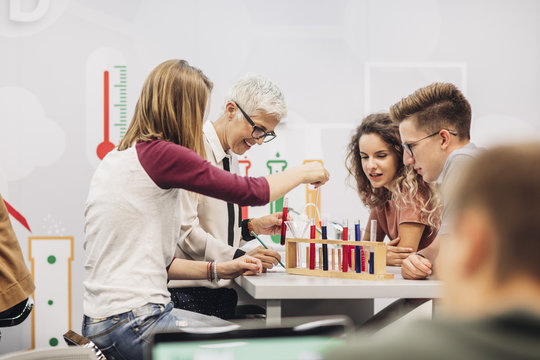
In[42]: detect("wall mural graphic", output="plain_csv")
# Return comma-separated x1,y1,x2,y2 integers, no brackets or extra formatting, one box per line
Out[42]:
3,200,31,232
303,159,323,238
87,48,128,165
238,156,252,220
266,152,288,243
28,237,74,349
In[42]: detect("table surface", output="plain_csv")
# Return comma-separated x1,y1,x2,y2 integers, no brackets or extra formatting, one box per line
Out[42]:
234,266,443,300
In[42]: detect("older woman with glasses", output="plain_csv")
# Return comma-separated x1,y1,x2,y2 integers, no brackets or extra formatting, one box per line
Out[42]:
168,75,292,319
346,113,441,266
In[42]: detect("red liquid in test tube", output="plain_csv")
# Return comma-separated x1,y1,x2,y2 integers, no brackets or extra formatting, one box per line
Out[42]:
280,198,288,245
309,218,316,270
342,220,349,272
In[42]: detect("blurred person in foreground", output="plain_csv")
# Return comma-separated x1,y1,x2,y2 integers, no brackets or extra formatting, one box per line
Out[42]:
325,142,540,359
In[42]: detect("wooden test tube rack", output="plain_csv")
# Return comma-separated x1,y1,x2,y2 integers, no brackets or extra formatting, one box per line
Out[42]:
286,238,394,280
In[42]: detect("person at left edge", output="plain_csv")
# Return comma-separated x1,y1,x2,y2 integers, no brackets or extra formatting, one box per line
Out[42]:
0,194,35,324
169,75,286,319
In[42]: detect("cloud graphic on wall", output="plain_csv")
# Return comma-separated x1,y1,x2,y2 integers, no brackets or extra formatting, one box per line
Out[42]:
0,87,65,181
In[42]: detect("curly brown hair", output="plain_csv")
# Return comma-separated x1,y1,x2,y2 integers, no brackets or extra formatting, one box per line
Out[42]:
345,113,441,229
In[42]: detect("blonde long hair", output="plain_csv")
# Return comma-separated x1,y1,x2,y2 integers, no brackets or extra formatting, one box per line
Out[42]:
346,113,442,230
118,59,213,158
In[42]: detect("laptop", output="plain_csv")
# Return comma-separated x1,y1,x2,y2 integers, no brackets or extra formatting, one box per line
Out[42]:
147,316,351,360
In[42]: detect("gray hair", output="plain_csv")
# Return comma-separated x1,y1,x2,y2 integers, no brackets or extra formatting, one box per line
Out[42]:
224,75,287,119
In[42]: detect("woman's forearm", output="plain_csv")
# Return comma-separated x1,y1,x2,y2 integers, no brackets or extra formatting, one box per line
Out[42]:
167,258,207,280
265,167,305,203
265,163,329,203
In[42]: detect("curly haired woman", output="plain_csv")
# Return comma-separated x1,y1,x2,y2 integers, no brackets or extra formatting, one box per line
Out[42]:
346,113,441,266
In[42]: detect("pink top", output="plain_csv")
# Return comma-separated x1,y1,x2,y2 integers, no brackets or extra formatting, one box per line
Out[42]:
366,198,437,251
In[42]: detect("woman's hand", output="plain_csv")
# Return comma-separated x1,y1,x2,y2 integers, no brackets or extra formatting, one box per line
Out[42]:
401,253,432,279
386,237,414,266
217,255,262,279
299,162,330,188
251,213,284,236
247,245,281,272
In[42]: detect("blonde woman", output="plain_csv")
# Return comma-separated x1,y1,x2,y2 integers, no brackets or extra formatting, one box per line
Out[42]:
346,113,440,266
82,60,329,360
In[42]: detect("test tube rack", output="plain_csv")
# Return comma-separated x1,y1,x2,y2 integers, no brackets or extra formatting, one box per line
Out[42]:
285,238,394,280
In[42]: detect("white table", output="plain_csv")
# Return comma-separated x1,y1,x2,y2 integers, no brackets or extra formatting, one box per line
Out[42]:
234,267,443,324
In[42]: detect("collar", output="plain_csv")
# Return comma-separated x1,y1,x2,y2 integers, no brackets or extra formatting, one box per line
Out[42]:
435,142,477,185
203,121,231,164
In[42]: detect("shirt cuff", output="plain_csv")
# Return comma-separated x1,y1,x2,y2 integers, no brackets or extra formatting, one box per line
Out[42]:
241,219,256,241
233,249,246,259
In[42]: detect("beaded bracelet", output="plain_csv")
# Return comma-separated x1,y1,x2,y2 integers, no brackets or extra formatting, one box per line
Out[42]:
213,261,219,282
206,261,212,282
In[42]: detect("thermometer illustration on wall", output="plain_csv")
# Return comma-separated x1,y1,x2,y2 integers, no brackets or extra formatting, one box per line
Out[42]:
96,71,115,159
86,48,128,165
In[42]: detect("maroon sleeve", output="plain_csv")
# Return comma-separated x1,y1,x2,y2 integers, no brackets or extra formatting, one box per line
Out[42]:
136,140,269,206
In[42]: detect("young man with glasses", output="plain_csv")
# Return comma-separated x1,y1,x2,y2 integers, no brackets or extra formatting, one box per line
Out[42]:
168,75,286,318
390,82,481,279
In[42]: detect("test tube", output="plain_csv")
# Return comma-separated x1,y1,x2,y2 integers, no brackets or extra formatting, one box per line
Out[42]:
355,220,361,273
322,218,328,271
309,218,316,270
369,219,376,274
342,219,349,272
280,198,289,245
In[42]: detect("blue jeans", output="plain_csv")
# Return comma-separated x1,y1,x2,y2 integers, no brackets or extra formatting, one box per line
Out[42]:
82,302,231,360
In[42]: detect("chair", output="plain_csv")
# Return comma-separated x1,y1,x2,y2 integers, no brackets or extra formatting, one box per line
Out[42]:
0,298,33,342
63,330,106,360
0,347,97,360
0,298,33,328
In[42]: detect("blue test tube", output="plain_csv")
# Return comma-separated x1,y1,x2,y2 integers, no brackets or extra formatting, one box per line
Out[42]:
322,218,328,271
354,220,361,273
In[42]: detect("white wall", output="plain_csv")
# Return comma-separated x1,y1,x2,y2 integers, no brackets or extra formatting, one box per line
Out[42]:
1,0,539,353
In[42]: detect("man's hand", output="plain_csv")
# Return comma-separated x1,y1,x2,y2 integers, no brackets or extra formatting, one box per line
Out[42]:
401,253,432,279
247,245,281,272
386,237,414,266
251,213,284,236
217,255,262,278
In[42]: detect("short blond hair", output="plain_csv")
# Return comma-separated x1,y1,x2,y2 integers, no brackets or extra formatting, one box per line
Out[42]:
390,83,471,140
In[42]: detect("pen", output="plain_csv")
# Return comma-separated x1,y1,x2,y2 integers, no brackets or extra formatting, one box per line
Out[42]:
251,231,286,268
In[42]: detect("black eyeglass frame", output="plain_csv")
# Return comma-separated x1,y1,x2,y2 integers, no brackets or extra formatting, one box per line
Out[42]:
233,101,277,143
402,129,458,157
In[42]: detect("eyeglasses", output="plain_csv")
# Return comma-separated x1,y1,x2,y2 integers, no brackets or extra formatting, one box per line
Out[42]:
234,102,276,143
402,129,458,157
